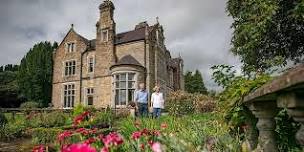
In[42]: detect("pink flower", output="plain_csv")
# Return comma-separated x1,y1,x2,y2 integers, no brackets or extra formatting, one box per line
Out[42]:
160,123,167,129
58,131,73,141
102,132,124,146
151,142,162,152
32,145,44,152
100,147,109,152
61,143,96,152
131,131,142,140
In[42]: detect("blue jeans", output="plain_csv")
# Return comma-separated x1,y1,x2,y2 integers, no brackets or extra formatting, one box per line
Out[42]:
137,103,148,117
153,108,162,118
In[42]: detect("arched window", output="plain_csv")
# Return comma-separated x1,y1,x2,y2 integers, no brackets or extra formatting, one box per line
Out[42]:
113,73,136,106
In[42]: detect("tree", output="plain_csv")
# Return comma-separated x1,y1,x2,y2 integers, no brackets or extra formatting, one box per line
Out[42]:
184,71,193,93
184,70,208,94
17,41,57,107
227,0,304,74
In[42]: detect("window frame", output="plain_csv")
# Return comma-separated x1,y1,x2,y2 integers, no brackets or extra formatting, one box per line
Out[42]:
65,42,76,53
101,29,109,42
85,87,94,106
64,60,76,76
62,83,76,109
113,72,136,107
87,56,95,73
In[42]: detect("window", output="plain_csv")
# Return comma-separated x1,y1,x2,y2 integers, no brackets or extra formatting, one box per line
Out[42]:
86,88,94,106
114,73,135,106
63,84,75,108
88,57,94,73
101,30,108,42
65,60,76,76
169,70,174,87
66,42,76,52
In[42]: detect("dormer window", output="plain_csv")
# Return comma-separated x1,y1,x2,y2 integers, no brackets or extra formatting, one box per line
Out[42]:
101,29,108,42
66,42,76,52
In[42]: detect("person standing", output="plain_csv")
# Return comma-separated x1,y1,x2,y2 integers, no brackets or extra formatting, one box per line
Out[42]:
134,83,149,117
151,86,164,118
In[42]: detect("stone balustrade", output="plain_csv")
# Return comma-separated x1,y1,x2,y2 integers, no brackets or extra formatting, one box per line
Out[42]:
243,64,304,152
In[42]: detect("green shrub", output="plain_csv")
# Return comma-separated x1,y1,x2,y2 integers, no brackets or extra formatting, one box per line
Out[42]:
40,112,68,128
89,110,113,127
0,112,8,127
20,101,40,109
166,91,215,116
166,91,195,116
0,121,26,141
73,104,85,117
26,112,69,128
31,127,63,144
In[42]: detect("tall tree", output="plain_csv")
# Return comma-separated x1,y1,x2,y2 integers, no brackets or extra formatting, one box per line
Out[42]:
184,71,193,93
184,70,208,94
227,0,304,74
17,41,57,107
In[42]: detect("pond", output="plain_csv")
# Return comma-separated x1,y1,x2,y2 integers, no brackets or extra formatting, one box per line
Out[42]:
0,138,34,152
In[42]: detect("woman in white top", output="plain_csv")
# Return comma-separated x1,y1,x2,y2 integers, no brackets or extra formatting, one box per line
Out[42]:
150,86,165,118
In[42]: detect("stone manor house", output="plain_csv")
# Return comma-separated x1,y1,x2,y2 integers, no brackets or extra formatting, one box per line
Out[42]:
52,0,184,109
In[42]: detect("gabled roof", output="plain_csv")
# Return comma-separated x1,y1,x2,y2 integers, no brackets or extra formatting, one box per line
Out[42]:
57,28,89,49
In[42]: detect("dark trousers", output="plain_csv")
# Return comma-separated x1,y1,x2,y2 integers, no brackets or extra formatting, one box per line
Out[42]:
153,108,161,118
137,103,148,117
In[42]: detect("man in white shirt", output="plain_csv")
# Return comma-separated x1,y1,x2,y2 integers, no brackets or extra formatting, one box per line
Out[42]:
151,86,164,118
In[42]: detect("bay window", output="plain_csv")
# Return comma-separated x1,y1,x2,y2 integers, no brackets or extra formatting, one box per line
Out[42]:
114,73,136,106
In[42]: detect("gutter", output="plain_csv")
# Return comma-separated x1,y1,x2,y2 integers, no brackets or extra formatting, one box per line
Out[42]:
79,48,88,104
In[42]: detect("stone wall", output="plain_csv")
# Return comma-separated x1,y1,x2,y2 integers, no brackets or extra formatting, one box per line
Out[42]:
115,41,145,66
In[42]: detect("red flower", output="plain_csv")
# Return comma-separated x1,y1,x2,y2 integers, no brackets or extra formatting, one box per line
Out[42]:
102,132,124,146
84,138,96,145
58,130,73,142
131,131,142,140
73,111,91,126
76,128,86,133
160,123,167,129
73,116,84,126
61,143,96,152
153,130,160,136
32,145,44,152
148,140,154,147
141,128,150,136
140,143,145,150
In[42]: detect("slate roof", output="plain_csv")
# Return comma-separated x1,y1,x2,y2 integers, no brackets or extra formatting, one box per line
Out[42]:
86,27,147,50
115,27,146,44
115,55,143,67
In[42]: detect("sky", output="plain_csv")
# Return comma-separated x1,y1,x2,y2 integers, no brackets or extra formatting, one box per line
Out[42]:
0,0,241,90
